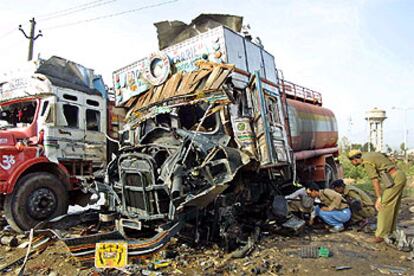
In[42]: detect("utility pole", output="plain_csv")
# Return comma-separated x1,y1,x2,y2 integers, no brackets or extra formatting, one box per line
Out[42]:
392,106,414,163
19,18,43,61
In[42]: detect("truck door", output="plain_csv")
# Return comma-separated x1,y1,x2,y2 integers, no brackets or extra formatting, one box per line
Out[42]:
264,94,289,164
252,72,290,167
54,91,85,161
83,97,107,166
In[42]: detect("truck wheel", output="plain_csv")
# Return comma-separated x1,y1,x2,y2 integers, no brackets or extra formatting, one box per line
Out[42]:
4,172,68,232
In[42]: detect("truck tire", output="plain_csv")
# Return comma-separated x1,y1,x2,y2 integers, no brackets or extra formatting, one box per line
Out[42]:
4,172,68,232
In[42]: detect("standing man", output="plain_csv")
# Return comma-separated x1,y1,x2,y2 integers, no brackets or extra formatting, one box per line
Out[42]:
348,150,407,243
330,179,375,225
306,183,351,232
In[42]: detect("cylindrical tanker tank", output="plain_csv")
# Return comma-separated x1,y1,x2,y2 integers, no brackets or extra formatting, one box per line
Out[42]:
286,99,338,152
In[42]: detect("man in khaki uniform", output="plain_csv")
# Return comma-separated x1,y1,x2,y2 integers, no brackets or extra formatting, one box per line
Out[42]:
285,187,314,214
330,179,375,224
306,183,351,232
348,150,407,243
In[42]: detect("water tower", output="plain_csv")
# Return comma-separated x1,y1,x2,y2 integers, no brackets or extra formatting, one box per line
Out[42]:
365,108,387,152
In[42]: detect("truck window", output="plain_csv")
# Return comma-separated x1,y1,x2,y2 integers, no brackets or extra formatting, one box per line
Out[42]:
63,104,79,127
86,109,100,131
63,94,78,101
86,99,100,107
0,100,37,128
267,96,280,124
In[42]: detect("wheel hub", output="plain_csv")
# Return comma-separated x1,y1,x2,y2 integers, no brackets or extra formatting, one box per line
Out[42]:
27,188,57,220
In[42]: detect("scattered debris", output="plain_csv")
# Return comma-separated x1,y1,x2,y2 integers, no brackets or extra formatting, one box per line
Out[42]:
141,269,163,276
370,264,408,275
17,228,34,276
0,234,53,273
282,216,306,232
148,259,171,270
385,229,413,252
334,265,352,271
298,246,331,258
231,228,260,259
0,235,18,247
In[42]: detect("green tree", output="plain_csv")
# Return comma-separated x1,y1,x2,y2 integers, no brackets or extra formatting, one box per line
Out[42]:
362,142,375,152
350,143,362,150
385,144,392,153
400,142,407,155
338,154,368,181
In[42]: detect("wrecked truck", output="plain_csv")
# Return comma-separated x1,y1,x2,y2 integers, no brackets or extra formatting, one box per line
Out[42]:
0,57,123,232
61,20,340,260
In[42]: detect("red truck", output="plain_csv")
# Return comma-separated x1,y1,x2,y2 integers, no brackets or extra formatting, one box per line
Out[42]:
0,57,121,232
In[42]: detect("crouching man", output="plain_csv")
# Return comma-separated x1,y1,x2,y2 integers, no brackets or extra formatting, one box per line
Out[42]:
285,187,314,215
330,179,375,225
306,183,351,232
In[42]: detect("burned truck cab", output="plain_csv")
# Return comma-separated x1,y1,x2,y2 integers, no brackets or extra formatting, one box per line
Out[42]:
103,25,293,244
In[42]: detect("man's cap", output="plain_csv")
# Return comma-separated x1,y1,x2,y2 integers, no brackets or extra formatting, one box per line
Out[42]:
347,149,362,159
330,179,345,189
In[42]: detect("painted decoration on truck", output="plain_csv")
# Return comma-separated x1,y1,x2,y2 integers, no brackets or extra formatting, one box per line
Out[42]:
0,73,53,104
143,52,171,86
163,27,226,73
113,58,151,105
113,27,227,105
0,155,15,170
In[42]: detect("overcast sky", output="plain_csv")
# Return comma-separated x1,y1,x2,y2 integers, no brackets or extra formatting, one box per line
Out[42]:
0,0,413,149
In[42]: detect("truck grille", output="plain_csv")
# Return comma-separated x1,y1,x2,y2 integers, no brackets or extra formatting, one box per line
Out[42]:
119,153,170,220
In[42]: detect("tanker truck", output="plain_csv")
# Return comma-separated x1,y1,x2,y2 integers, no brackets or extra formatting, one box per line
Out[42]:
60,17,340,260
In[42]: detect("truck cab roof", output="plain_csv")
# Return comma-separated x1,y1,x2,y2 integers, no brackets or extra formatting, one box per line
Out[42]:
0,56,106,104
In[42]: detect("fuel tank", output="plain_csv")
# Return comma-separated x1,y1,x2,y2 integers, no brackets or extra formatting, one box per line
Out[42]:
286,99,338,152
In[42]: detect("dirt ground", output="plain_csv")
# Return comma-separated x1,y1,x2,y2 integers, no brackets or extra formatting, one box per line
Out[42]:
0,198,413,276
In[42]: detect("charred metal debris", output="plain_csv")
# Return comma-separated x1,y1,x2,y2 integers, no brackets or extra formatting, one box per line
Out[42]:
40,61,300,262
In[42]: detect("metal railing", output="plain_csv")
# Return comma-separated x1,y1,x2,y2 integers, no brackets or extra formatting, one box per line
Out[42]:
280,80,322,105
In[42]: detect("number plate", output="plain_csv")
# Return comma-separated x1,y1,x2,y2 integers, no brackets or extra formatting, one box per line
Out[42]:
95,242,128,268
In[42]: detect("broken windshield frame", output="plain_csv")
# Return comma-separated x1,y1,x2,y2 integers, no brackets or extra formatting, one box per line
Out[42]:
0,100,38,130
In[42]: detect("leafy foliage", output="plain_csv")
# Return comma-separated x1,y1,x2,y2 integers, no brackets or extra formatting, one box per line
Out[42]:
396,160,414,176
338,153,368,182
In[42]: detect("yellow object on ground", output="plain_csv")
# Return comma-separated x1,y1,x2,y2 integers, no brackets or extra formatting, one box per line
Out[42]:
95,242,128,269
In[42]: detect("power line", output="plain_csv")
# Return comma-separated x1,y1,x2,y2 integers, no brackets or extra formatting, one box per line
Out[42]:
0,21,31,41
0,0,114,41
0,27,18,40
37,0,107,19
44,0,178,30
39,0,118,22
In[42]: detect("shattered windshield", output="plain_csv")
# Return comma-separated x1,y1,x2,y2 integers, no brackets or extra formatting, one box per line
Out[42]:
0,100,37,129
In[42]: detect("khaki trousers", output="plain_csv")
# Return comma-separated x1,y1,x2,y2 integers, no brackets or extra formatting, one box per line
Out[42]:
375,171,407,238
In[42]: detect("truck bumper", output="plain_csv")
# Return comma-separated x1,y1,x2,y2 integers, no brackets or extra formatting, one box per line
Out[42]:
62,222,182,263
34,211,183,264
